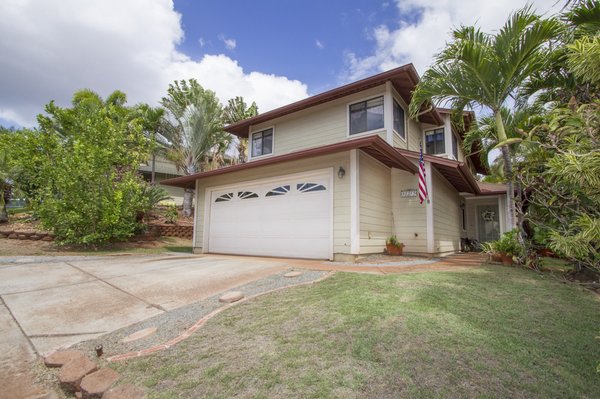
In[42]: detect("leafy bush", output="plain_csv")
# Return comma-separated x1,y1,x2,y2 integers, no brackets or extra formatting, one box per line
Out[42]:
5,90,150,245
517,101,600,272
164,204,178,224
482,229,524,259
386,235,404,247
140,184,172,222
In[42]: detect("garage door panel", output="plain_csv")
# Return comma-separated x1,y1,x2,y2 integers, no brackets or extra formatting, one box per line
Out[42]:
207,171,332,259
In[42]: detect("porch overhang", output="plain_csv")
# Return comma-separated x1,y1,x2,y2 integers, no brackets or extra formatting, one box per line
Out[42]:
396,149,481,194
161,135,418,189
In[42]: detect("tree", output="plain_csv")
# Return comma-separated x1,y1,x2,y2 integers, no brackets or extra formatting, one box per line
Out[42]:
159,79,225,217
223,96,258,164
519,0,600,106
7,89,150,244
0,130,11,223
517,99,600,272
136,104,165,184
410,7,561,230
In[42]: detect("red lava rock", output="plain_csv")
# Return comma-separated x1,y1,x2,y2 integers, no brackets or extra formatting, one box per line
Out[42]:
102,384,146,399
75,392,83,399
58,356,97,393
219,291,244,303
8,233,18,239
17,234,28,240
42,235,54,241
44,350,86,368
29,234,41,240
80,368,120,399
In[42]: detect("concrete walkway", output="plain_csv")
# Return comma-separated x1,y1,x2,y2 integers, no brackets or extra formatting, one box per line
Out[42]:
0,253,292,398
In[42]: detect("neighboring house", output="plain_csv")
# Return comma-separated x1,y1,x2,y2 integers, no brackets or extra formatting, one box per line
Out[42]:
139,155,185,205
162,64,509,260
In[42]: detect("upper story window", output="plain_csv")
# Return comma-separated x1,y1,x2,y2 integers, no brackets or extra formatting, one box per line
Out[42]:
452,133,458,159
393,99,405,139
251,128,273,158
349,96,384,135
425,128,445,155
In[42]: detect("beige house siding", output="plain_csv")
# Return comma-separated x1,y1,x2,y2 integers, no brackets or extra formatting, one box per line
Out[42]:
391,166,428,253
432,171,461,253
193,152,351,254
407,118,422,152
359,152,392,254
393,132,406,148
249,85,387,159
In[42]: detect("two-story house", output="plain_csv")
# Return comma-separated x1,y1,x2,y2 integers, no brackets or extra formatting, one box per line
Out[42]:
162,64,509,260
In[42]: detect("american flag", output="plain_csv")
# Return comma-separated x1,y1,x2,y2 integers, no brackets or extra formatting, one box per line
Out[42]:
418,142,428,204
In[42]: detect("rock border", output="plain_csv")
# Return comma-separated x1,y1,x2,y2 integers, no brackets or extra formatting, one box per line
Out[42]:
0,229,54,241
107,271,335,362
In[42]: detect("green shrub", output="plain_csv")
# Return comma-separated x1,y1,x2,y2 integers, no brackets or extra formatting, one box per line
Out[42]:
6,90,150,245
164,204,178,224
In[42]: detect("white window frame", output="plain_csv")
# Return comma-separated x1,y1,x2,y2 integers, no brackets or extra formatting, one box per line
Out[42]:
424,126,446,155
248,126,275,160
346,95,386,138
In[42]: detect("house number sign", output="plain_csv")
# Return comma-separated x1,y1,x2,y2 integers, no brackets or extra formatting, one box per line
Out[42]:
400,189,418,198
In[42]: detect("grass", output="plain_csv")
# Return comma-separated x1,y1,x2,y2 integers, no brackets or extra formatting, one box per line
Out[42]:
112,266,600,398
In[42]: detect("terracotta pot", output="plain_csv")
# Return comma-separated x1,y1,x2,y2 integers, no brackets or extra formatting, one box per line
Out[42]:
501,253,513,265
491,253,502,263
386,243,404,256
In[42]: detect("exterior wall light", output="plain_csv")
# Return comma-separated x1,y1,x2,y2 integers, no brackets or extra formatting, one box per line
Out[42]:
338,166,346,179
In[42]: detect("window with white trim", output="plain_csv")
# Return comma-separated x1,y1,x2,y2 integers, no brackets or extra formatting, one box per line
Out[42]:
425,128,445,155
393,99,405,139
297,183,326,193
266,185,290,197
349,96,384,135
215,193,233,202
251,128,273,157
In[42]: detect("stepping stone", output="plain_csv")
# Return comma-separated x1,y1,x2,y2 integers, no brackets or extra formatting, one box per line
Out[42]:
219,291,244,303
80,368,120,399
44,350,86,368
284,271,303,278
122,327,157,343
59,356,97,393
103,384,146,399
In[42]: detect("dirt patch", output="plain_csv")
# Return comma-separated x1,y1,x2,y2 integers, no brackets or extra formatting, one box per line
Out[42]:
0,236,192,256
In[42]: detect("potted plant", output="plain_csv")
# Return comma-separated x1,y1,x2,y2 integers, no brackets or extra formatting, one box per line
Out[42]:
385,235,405,256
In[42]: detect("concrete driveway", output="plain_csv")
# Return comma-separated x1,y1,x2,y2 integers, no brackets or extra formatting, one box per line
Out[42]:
0,253,291,356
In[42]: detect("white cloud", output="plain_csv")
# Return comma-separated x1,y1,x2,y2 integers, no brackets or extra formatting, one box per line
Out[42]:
219,34,237,50
343,0,563,81
0,0,307,127
198,37,205,47
316,39,324,49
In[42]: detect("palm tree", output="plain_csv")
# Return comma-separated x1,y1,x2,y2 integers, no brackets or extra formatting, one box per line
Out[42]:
519,0,600,107
410,7,561,230
223,96,258,164
159,79,224,217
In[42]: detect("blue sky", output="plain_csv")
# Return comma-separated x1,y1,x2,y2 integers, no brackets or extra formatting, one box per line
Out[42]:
0,0,560,128
173,0,411,93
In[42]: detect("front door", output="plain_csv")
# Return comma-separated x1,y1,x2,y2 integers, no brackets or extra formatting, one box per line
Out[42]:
477,204,500,242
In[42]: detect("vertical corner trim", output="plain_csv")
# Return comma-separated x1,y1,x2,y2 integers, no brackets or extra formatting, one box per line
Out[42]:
425,161,434,254
350,149,360,254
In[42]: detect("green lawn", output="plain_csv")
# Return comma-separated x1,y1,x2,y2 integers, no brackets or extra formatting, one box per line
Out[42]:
113,266,600,399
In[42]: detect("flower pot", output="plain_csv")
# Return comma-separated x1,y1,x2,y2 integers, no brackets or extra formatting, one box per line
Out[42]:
500,253,513,265
386,243,404,256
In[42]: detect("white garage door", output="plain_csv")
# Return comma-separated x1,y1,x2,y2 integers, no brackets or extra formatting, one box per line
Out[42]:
207,170,332,259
